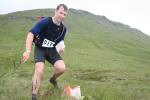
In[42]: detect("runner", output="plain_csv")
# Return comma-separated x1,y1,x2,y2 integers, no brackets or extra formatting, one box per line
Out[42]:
22,4,68,100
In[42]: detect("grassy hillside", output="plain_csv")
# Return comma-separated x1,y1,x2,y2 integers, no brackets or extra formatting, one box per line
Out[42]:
0,9,150,100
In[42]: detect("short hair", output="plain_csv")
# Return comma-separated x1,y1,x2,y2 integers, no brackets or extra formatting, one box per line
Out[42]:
56,4,68,11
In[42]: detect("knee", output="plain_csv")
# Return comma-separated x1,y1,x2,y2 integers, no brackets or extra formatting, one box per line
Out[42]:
35,62,45,75
58,64,66,73
55,62,66,73
36,67,44,75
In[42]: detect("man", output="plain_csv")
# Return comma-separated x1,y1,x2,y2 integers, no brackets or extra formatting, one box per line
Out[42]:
22,4,68,100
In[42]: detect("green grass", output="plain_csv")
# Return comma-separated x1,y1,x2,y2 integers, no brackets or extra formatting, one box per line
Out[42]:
0,9,150,100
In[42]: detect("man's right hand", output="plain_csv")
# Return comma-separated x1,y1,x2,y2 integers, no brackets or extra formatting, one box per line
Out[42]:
22,51,30,63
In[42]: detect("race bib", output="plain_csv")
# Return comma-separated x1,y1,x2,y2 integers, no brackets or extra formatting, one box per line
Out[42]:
42,39,55,48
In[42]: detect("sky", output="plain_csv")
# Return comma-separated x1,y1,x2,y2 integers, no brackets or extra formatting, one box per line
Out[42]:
0,0,150,36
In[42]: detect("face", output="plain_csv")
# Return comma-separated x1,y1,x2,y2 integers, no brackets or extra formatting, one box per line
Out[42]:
55,6,68,23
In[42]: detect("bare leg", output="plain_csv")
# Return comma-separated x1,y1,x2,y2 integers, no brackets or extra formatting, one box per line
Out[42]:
50,60,66,87
32,62,45,95
54,60,66,78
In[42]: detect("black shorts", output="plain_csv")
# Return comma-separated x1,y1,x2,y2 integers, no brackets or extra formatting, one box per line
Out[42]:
34,46,62,65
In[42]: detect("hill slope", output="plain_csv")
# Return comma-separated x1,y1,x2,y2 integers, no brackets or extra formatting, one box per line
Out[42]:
0,9,150,100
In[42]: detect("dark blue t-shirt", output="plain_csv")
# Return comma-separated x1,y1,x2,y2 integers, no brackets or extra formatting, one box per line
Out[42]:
30,17,67,48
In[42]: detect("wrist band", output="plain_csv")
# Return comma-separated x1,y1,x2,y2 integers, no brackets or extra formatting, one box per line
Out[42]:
26,49,31,53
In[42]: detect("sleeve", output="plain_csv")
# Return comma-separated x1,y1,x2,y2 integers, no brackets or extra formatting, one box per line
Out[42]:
61,26,67,40
29,17,49,36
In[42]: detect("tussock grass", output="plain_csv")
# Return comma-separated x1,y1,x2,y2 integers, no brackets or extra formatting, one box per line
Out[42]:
0,9,150,100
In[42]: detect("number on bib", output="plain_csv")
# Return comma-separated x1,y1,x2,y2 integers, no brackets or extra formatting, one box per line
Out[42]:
42,39,55,48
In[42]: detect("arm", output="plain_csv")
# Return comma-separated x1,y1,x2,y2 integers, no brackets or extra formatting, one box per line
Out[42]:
59,26,67,53
22,18,48,62
22,32,34,63
56,40,65,54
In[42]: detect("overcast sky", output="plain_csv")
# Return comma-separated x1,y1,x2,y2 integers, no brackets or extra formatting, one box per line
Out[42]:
0,0,150,36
